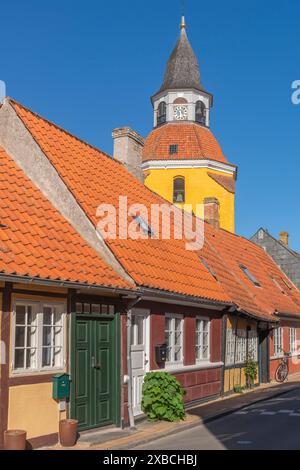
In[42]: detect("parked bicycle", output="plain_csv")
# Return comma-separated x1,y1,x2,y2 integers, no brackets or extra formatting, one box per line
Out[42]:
275,351,291,383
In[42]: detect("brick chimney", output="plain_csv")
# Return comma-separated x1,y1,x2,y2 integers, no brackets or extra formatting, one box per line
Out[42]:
112,127,144,182
279,231,289,246
204,197,220,230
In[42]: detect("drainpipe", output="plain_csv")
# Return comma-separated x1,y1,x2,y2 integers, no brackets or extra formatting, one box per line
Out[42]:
124,296,142,429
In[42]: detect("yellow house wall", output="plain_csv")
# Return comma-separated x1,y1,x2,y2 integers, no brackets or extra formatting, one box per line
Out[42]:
7,291,68,439
144,167,235,233
8,383,66,439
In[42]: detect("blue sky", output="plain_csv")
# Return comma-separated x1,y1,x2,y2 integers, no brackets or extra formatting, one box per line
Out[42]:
1,0,299,249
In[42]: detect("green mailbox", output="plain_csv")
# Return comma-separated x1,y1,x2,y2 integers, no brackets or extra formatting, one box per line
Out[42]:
52,373,70,400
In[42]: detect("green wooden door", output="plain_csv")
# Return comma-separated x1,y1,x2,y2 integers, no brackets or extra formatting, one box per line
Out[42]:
73,317,116,431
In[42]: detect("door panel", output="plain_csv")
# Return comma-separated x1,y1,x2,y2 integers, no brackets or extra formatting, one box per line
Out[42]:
75,319,91,429
73,316,115,431
131,311,149,416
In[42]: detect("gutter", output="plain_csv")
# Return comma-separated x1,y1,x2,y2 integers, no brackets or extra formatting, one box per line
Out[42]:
274,311,300,320
140,287,231,309
0,273,136,296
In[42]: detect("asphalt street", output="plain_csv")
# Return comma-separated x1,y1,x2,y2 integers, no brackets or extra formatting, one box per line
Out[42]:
135,388,300,450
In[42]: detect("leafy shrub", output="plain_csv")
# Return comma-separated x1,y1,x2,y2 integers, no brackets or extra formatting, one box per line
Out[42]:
141,371,186,422
245,356,258,385
233,384,244,394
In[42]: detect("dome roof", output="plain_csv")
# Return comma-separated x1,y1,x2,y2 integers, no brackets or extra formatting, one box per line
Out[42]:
142,123,230,165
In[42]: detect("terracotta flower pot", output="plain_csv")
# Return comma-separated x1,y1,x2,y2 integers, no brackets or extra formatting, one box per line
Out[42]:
59,419,78,447
4,430,27,450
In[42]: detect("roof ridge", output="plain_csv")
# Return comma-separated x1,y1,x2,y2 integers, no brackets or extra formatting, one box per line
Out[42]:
7,97,126,169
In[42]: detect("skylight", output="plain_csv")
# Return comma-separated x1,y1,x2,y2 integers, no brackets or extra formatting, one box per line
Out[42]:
131,215,155,237
281,276,292,290
240,265,261,287
270,276,285,294
200,258,218,281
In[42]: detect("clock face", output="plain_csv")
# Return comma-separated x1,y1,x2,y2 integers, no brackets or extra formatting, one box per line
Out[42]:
173,105,188,120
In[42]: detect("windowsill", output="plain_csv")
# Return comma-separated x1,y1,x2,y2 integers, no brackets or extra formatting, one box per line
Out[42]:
10,367,66,377
162,361,223,374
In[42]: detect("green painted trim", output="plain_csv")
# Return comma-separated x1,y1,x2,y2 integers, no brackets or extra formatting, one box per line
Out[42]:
69,310,76,420
113,311,121,426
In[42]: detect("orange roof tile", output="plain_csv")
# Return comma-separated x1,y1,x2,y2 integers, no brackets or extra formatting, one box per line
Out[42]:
0,147,132,290
142,123,233,165
200,223,300,321
10,99,230,304
207,172,235,193
9,98,300,320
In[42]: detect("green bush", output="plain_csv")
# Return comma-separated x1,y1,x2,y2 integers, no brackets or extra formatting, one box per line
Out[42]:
141,371,186,422
233,384,244,394
245,357,258,385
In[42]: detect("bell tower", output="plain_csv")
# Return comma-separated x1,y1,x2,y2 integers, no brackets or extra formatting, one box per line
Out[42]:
152,16,212,129
142,17,237,233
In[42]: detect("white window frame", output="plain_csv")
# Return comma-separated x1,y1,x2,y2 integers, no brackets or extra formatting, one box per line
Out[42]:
195,316,210,362
165,314,183,366
273,327,283,357
248,329,258,361
225,328,235,365
289,327,297,355
12,300,66,374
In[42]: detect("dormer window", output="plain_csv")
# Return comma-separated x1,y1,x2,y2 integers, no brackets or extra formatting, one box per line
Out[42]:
195,100,206,125
173,177,185,203
157,101,166,125
169,144,178,155
240,264,261,287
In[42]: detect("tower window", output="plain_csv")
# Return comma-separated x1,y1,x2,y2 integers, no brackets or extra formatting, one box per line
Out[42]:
157,101,166,125
169,144,178,155
173,177,185,203
195,100,206,125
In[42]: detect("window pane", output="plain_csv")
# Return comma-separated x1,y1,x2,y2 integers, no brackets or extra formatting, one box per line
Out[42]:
15,326,25,347
15,349,24,369
43,307,52,325
136,316,144,345
27,327,37,347
26,348,37,369
16,305,26,325
42,347,51,367
43,326,52,347
53,348,62,368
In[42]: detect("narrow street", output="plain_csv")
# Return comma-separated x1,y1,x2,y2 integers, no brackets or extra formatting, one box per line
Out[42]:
135,387,300,450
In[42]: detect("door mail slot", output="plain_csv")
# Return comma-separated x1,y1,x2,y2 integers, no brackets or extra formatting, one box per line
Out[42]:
52,373,70,400
155,343,168,364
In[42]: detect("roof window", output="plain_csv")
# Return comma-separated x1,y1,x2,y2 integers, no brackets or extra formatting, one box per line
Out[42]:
240,264,261,287
201,258,218,281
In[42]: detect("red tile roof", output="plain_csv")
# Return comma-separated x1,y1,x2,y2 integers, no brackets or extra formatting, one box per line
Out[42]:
10,99,229,304
8,98,300,320
142,123,233,165
0,147,132,289
201,224,300,320
207,172,235,194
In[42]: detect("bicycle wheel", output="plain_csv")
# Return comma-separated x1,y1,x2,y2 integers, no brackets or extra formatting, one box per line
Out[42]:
275,363,288,382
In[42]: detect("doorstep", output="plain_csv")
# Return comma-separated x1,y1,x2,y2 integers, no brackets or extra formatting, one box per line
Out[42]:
43,376,300,451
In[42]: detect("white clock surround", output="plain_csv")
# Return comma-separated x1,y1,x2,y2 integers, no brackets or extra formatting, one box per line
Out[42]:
153,89,211,128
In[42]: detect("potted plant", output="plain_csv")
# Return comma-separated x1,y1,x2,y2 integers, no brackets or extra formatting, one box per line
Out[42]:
4,429,27,450
245,354,258,388
59,419,78,447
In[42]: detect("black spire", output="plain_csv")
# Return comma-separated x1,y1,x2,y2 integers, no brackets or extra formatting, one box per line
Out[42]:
157,16,206,94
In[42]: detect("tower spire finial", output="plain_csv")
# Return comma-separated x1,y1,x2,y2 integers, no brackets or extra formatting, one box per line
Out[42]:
180,15,186,30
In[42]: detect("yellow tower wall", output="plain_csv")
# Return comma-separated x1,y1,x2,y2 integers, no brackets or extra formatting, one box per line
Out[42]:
144,167,235,233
